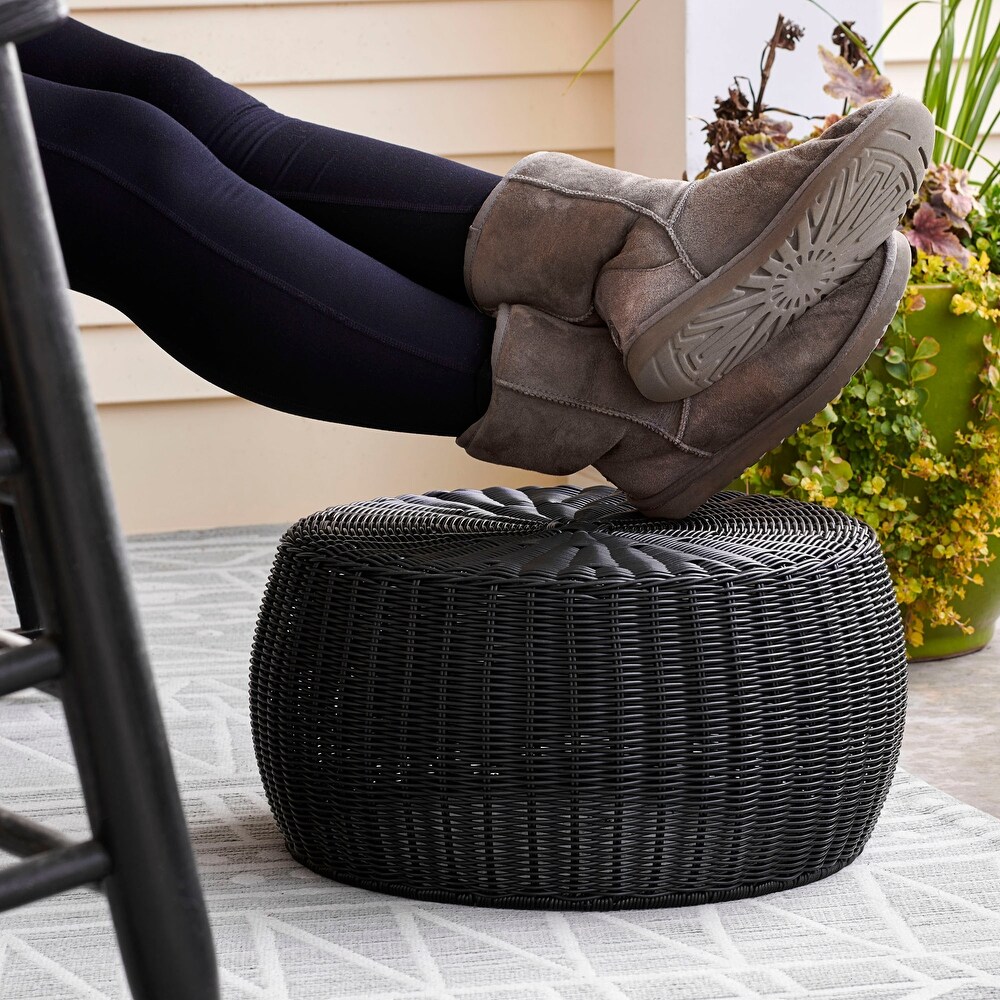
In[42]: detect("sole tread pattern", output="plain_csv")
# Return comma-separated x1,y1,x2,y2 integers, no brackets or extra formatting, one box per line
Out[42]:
643,232,911,518
630,118,928,403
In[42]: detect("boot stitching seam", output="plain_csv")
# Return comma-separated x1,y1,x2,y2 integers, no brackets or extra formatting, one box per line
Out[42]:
663,184,704,281
503,302,597,324
538,303,598,324
495,376,713,457
601,258,685,275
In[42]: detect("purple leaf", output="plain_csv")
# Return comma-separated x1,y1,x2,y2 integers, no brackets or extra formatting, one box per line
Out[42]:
758,116,794,139
940,185,974,220
918,164,978,234
905,203,973,265
818,45,892,107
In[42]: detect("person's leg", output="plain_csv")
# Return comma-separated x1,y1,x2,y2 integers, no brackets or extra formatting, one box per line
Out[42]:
22,72,496,437
15,17,500,304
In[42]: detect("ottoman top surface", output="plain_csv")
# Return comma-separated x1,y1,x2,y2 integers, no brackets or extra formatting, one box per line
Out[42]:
280,485,881,582
282,486,878,584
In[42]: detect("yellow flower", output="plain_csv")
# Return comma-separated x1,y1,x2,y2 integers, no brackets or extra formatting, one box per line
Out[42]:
951,293,978,316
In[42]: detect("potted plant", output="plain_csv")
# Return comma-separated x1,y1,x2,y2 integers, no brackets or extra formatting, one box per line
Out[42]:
580,2,1000,660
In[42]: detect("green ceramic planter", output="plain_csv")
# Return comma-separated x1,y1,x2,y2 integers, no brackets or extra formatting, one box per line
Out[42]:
882,284,1000,660
730,283,1000,661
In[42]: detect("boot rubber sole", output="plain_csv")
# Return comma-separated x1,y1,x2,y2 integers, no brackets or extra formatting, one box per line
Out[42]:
635,230,912,520
625,94,931,402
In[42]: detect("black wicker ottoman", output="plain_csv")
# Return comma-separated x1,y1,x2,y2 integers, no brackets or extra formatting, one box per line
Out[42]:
250,485,908,910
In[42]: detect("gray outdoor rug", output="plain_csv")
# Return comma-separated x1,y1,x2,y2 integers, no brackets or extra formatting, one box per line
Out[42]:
0,522,999,1000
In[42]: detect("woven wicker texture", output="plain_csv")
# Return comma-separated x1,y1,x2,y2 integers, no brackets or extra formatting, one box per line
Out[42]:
250,486,908,910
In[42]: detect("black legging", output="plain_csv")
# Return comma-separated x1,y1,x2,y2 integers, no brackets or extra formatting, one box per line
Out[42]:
15,17,502,437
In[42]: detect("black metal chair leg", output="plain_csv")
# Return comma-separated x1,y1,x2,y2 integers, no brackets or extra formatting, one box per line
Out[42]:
0,7,219,997
0,501,42,633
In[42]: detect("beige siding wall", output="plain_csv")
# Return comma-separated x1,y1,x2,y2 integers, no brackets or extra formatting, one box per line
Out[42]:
62,0,614,532
881,0,1000,176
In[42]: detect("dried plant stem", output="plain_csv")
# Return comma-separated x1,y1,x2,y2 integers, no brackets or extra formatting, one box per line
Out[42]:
755,15,789,118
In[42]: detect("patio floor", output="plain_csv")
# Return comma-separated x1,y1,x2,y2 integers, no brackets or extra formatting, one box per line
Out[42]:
901,638,1000,817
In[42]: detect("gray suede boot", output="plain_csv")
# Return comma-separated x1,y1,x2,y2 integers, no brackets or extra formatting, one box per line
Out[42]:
464,94,931,404
457,231,910,519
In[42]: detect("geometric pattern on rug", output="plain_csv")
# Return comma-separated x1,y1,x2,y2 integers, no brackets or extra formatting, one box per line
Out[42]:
0,522,998,1000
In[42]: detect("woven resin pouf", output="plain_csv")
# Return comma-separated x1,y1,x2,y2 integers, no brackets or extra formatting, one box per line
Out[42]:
250,485,908,911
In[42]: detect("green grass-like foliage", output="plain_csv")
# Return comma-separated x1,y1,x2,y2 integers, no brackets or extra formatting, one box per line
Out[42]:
922,0,1000,186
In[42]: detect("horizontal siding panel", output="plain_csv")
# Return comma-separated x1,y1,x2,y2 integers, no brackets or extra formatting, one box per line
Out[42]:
95,397,568,534
74,1,612,84
244,73,612,157
79,326,232,404
71,291,129,328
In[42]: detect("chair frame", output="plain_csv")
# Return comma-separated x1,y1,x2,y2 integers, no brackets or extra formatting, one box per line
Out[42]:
0,2,219,996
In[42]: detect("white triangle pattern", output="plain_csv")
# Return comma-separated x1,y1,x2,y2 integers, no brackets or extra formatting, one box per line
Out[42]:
0,523,997,999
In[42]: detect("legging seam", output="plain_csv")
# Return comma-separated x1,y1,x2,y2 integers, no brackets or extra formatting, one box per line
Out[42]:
269,190,484,214
38,139,481,376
